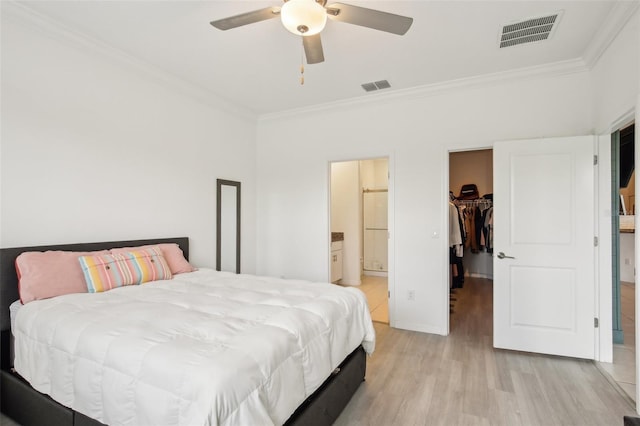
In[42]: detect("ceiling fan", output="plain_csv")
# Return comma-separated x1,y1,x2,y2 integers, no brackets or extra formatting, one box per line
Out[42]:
210,0,413,65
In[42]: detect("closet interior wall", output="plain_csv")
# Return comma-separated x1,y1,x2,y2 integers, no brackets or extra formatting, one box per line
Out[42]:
449,149,494,279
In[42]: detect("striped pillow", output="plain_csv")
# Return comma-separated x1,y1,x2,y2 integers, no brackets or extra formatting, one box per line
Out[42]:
78,247,172,293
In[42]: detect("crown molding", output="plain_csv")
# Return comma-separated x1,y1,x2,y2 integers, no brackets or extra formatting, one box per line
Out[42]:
2,1,258,122
259,1,638,122
259,58,589,122
582,1,640,69
5,0,631,125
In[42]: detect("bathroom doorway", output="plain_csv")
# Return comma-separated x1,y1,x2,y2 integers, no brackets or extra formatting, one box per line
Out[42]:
329,158,389,323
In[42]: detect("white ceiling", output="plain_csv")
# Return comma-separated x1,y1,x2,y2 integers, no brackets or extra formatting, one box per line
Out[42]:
11,1,635,116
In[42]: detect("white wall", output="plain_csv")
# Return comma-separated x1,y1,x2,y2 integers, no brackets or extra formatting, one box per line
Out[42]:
330,161,361,284
591,9,639,132
0,8,258,271
257,71,593,334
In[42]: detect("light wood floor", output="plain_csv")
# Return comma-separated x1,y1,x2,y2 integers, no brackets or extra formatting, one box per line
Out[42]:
598,281,636,402
354,275,388,324
335,277,637,426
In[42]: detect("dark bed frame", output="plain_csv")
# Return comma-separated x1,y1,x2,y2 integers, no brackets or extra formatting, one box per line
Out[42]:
0,237,365,426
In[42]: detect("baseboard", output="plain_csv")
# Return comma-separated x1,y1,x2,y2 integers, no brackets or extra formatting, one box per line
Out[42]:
465,273,493,280
363,271,388,277
393,322,446,335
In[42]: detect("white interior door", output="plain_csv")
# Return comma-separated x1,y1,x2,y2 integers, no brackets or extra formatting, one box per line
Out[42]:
493,136,595,359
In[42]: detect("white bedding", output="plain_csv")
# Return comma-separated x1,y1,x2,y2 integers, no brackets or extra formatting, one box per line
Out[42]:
14,268,375,426
9,299,22,335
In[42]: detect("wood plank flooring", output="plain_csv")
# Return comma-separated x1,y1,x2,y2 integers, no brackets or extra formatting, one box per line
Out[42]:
347,276,389,324
598,281,636,401
336,277,637,426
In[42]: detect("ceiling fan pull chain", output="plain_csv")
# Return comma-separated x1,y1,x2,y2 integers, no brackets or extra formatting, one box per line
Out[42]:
300,39,305,85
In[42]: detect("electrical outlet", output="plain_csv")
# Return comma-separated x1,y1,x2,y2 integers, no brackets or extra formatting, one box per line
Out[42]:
625,258,630,265
408,290,415,301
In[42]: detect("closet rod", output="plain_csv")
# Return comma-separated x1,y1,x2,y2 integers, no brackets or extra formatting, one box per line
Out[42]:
363,188,388,193
454,199,492,205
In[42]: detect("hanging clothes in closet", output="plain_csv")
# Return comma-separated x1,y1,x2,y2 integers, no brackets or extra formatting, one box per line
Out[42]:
480,202,493,254
458,197,493,254
464,206,479,253
449,196,465,289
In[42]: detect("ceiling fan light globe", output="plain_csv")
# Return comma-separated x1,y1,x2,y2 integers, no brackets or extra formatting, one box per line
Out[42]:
281,0,327,36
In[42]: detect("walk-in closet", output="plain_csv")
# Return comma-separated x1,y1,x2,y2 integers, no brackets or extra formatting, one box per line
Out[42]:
449,149,493,325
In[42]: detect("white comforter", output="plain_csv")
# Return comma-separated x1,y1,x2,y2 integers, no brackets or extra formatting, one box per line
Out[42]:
14,268,375,426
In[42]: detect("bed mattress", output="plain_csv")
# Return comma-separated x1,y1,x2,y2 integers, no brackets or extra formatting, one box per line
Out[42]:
13,268,375,426
9,300,21,335
8,300,22,367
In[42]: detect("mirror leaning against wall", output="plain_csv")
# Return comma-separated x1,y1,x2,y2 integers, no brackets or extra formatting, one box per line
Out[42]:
216,179,241,274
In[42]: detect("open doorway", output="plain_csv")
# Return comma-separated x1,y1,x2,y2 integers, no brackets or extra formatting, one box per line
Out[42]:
330,158,389,324
448,149,493,332
602,122,636,401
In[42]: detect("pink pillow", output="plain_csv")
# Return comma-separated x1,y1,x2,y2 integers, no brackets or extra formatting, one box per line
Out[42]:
110,243,195,275
16,250,110,304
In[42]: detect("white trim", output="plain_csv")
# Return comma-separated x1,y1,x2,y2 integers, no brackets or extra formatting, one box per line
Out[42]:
466,273,493,280
327,162,333,285
609,108,637,135
260,59,588,122
394,322,445,336
443,148,451,336
595,134,612,363
595,110,635,364
582,2,640,69
388,154,396,328
635,92,640,413
2,1,257,122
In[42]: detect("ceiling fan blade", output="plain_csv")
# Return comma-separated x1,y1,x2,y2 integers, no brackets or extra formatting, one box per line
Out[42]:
326,3,413,35
210,7,281,31
303,34,325,64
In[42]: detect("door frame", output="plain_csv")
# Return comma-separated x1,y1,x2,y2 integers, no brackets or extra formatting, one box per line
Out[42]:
327,154,395,326
596,108,636,364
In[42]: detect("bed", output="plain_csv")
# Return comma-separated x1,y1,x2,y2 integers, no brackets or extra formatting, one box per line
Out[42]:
0,237,375,426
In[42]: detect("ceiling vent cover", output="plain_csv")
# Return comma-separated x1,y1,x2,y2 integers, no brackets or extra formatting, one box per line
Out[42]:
362,80,391,92
499,11,562,48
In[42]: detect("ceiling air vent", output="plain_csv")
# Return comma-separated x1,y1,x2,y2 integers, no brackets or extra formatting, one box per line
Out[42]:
499,11,562,48
362,80,391,92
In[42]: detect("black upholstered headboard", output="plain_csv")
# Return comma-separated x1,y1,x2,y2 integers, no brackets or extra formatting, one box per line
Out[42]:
0,237,189,333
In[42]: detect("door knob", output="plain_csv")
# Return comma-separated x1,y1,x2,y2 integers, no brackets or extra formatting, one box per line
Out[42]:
497,252,515,260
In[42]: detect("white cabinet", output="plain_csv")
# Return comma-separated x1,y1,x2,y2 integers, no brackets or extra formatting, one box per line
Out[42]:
330,241,343,283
